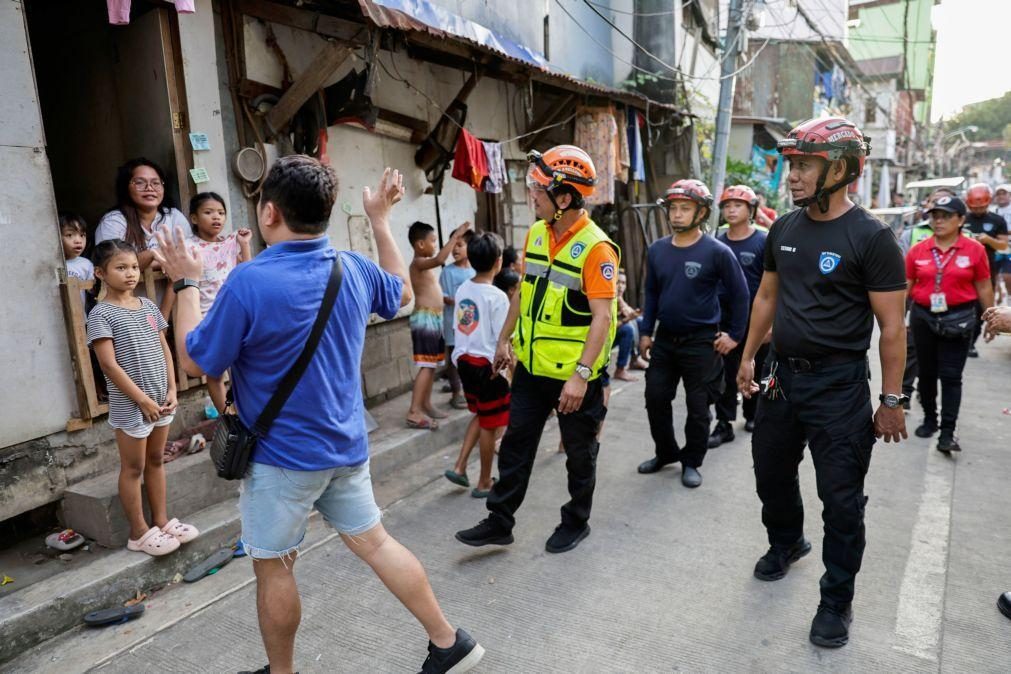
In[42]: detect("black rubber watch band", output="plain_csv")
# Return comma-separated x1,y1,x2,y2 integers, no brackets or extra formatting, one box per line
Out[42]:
173,278,199,294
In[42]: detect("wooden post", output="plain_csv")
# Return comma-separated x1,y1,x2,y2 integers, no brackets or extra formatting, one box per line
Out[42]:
265,41,351,136
60,278,109,429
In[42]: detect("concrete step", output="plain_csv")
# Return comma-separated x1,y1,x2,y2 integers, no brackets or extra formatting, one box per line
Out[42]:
0,394,472,665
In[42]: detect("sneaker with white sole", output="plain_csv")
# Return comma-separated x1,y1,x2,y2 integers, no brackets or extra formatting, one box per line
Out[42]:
419,629,485,673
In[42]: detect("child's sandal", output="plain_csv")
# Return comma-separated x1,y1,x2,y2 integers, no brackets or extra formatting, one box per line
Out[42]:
161,518,200,544
127,527,180,557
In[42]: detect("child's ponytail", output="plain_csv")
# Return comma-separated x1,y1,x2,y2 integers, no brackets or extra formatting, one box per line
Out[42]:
91,239,138,296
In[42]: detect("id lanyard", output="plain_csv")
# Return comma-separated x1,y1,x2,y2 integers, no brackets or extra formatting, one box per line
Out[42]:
929,246,957,313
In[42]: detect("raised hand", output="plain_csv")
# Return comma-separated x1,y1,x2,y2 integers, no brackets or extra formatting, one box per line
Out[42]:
363,168,405,225
153,227,203,282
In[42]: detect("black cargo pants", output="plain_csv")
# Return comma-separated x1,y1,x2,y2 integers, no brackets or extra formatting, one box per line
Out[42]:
751,352,876,609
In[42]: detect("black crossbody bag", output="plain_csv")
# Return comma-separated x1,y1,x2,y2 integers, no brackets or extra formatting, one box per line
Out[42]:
210,256,344,480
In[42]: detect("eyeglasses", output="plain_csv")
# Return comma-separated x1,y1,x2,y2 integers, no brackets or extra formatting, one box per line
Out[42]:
130,179,164,190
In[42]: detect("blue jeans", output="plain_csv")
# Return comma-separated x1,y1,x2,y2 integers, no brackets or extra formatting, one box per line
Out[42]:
615,320,639,368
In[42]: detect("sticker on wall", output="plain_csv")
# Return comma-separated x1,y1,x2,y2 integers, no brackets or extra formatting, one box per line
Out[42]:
189,168,210,184
189,133,211,151
342,201,353,215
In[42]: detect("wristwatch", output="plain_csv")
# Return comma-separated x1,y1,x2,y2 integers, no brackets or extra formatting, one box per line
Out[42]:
173,278,199,294
879,393,910,409
574,363,593,381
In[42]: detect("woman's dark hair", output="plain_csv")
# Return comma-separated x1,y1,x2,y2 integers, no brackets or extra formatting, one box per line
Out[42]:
112,158,170,250
58,212,87,236
189,192,227,234
493,268,520,295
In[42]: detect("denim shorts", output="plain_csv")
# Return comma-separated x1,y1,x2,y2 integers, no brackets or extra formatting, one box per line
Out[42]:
239,460,382,560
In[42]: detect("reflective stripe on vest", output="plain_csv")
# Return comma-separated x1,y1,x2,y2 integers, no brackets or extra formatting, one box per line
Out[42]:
515,219,619,381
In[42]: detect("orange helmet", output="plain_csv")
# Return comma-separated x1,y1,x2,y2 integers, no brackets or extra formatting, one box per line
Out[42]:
965,183,993,209
526,145,596,198
778,117,870,211
719,184,759,218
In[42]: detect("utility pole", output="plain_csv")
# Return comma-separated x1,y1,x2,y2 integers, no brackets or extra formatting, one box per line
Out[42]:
709,0,747,228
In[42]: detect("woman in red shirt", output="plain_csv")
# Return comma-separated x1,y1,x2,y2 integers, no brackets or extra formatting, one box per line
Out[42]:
906,196,995,453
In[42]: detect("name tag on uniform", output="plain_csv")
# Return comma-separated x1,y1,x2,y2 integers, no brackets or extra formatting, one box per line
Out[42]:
930,292,948,313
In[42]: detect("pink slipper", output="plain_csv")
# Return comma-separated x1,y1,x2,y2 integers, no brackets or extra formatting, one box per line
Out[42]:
127,527,180,556
161,518,200,544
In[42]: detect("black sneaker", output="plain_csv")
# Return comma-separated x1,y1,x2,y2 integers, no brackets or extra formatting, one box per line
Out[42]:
968,345,979,358
419,628,485,673
238,667,281,674
708,421,734,448
753,538,812,581
809,602,852,648
744,419,755,433
455,519,513,547
914,419,938,438
545,524,590,553
937,431,961,453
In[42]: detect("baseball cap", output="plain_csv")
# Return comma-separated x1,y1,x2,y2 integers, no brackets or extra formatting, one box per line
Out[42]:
996,183,1011,194
927,195,966,216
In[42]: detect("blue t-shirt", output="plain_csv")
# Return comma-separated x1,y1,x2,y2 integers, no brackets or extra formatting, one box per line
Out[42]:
186,238,402,471
640,234,750,342
717,227,767,301
439,263,475,344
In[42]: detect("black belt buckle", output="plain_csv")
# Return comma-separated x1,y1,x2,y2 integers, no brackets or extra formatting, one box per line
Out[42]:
787,357,813,373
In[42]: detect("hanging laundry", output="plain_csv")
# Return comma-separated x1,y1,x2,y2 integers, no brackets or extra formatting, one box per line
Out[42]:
628,111,646,182
108,0,194,26
452,128,490,191
574,106,618,205
616,108,630,183
481,141,507,194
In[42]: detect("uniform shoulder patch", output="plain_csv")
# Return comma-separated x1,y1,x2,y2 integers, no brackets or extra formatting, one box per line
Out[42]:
600,262,615,281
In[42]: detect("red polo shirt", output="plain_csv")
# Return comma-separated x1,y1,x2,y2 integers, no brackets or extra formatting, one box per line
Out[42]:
906,236,990,308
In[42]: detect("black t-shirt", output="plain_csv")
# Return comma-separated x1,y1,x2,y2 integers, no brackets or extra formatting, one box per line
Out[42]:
764,205,906,357
963,212,1007,266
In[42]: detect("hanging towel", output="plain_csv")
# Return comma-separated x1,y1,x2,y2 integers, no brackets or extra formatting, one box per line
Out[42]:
616,108,630,183
574,106,618,205
108,0,195,26
481,141,507,194
452,128,490,191
628,111,646,182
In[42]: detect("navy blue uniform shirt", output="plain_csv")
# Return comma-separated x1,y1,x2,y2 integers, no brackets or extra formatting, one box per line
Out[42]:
717,226,767,302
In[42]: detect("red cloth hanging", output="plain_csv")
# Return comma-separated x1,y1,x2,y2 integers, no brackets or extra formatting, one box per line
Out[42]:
451,128,490,191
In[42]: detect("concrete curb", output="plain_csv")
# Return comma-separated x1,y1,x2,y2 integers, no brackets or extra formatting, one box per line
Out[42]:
0,405,472,665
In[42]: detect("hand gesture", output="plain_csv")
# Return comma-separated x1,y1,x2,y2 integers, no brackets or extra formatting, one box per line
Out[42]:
713,332,739,355
737,359,759,399
236,228,253,245
139,396,162,423
363,168,405,224
558,373,588,414
639,335,653,360
152,227,203,282
161,391,178,417
493,339,514,374
873,404,907,443
451,221,473,240
983,305,1011,334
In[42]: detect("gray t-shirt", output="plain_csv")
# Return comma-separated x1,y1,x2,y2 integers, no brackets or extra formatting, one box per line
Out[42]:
65,255,95,311
87,298,168,429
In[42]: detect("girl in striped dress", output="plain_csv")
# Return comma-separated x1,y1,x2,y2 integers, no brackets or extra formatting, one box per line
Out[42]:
87,240,199,556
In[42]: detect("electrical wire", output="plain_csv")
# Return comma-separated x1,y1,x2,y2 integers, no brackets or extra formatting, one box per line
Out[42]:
584,0,693,17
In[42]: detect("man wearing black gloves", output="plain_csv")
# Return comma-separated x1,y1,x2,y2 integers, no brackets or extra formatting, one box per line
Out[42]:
736,117,907,649
636,179,749,488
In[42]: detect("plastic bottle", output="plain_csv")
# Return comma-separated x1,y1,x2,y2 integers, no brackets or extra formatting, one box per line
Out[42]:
204,396,219,420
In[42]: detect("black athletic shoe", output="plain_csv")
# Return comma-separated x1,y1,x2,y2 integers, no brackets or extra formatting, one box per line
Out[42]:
915,419,938,438
998,592,1011,620
936,431,961,454
708,421,734,448
968,345,979,358
455,519,514,547
545,524,590,553
419,628,485,673
753,538,812,581
809,603,852,648
744,419,756,433
637,456,677,474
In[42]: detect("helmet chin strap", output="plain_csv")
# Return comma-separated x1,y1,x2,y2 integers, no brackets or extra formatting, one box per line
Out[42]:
671,204,709,232
794,161,851,214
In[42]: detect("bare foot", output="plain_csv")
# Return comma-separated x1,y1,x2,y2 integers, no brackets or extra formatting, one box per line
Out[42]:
406,415,438,430
425,406,450,420
630,357,649,370
613,368,639,382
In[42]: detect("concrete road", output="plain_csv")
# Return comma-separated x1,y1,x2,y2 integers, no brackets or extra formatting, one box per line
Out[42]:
16,340,1011,673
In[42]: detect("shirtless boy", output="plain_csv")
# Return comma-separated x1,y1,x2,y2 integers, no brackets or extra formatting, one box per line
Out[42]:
408,220,472,429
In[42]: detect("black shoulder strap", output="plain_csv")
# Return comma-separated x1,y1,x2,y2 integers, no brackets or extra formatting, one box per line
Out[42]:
252,254,344,436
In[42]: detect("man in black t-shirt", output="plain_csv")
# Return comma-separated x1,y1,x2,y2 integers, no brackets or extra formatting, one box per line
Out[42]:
963,183,1008,355
736,117,908,649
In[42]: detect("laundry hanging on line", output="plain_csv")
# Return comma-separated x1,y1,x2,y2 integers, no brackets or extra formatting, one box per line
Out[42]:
107,0,194,25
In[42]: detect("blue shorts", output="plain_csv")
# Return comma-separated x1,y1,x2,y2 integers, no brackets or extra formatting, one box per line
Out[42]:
239,460,382,560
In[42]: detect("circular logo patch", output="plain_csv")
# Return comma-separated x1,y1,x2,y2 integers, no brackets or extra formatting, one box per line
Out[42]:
570,242,587,259
600,262,615,281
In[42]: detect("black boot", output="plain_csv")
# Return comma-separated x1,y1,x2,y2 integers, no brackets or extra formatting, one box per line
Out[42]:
809,603,853,648
753,538,812,581
915,418,938,438
707,421,734,448
937,430,961,453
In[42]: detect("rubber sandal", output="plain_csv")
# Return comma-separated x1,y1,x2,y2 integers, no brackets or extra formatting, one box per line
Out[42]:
470,478,498,499
127,527,180,557
45,529,85,551
406,418,439,431
84,604,145,627
162,518,200,544
443,470,469,488
183,548,233,583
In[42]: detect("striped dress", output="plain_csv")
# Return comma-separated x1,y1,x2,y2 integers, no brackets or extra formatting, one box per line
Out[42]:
86,298,168,429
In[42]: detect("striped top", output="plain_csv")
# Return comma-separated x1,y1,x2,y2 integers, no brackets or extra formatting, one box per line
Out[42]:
87,298,169,429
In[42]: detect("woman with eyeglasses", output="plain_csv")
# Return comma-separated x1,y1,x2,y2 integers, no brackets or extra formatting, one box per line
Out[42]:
905,195,995,454
95,158,189,271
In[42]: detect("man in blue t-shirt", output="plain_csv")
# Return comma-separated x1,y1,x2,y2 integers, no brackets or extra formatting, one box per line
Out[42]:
635,179,749,489
154,157,483,674
710,185,770,447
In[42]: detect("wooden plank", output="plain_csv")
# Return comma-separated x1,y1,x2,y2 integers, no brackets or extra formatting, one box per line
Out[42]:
265,41,351,135
60,278,102,420
239,77,283,100
235,0,368,45
159,8,194,208
521,94,576,151
66,418,93,433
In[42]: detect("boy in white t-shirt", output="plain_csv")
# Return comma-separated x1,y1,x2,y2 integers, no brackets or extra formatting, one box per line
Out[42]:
443,232,510,498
